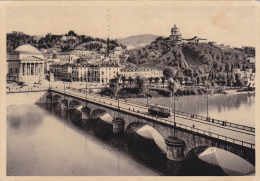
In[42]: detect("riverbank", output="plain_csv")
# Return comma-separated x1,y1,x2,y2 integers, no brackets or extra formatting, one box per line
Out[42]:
99,86,229,98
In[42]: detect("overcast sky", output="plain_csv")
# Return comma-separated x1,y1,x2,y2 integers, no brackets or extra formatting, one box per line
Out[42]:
4,1,258,48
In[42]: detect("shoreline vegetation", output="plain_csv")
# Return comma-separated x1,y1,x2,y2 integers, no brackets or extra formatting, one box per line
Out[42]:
99,85,255,99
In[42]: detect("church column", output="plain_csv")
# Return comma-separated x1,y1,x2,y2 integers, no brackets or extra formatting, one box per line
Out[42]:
35,63,38,75
25,63,27,75
39,63,42,75
19,63,22,75
33,62,36,75
31,62,33,75
41,63,44,75
28,63,30,75
27,63,29,75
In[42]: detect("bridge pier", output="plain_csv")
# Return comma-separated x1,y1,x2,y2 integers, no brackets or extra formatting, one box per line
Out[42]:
61,100,68,110
81,107,91,120
165,136,186,161
46,95,52,103
112,118,125,135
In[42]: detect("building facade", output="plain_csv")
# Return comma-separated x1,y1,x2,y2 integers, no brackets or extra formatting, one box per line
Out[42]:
7,44,46,84
121,68,163,79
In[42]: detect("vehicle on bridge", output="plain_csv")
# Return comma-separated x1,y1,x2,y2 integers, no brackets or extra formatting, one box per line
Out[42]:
148,104,172,118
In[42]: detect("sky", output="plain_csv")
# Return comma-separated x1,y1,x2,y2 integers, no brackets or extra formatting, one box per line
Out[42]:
4,1,258,48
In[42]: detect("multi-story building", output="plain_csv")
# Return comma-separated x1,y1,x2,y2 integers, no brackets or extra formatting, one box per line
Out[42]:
71,65,89,82
70,50,93,58
121,68,163,79
98,65,121,84
49,63,72,80
54,52,79,64
70,64,121,84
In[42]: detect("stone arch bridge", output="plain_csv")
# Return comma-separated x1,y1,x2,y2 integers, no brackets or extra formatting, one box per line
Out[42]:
43,89,255,165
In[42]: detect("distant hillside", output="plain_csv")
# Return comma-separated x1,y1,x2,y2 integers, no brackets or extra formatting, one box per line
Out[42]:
6,31,118,53
126,37,255,81
118,34,162,49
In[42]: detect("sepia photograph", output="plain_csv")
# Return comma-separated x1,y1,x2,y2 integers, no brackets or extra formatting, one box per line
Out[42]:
0,1,259,179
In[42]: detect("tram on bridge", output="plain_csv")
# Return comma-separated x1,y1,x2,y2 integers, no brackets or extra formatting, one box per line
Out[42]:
148,104,172,118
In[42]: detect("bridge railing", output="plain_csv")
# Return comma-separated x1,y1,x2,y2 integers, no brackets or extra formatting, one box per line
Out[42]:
120,97,255,133
50,89,255,149
172,110,255,133
108,96,256,133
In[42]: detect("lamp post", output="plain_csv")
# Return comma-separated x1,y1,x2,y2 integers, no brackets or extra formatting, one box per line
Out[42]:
206,84,209,121
63,81,65,94
173,93,177,138
86,74,88,101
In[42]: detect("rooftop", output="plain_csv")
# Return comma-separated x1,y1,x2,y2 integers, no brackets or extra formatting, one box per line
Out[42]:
14,44,42,55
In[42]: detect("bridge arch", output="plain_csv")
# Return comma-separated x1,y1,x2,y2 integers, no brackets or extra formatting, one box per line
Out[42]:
185,146,208,160
125,122,167,154
125,122,167,167
91,109,113,122
91,109,114,140
69,100,81,110
46,94,52,103
53,95,62,103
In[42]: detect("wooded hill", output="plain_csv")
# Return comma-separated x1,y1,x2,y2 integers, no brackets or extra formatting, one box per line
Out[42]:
6,30,120,53
125,36,255,80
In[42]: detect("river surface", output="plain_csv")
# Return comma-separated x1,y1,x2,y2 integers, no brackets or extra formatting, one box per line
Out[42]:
6,93,160,176
131,93,255,127
6,92,255,176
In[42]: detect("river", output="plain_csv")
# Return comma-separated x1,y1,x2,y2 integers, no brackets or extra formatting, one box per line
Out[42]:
130,93,255,127
6,92,255,176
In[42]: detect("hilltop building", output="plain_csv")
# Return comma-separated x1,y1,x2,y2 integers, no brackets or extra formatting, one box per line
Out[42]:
7,44,46,84
169,25,182,44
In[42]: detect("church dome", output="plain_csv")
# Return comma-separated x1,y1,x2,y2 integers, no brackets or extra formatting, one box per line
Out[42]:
14,44,42,54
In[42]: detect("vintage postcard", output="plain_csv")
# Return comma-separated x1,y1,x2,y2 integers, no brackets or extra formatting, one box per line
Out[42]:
0,1,259,181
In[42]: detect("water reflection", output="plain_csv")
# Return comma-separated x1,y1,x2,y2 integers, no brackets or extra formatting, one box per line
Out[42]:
7,105,44,133
7,103,159,176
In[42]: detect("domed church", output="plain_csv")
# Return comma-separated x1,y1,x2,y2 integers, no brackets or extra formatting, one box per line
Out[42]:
7,44,46,84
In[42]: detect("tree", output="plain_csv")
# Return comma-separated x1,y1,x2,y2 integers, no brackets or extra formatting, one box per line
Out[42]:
154,77,160,88
109,81,117,97
235,74,243,87
168,78,179,96
161,77,166,88
197,77,201,86
121,76,126,87
148,77,153,86
135,75,146,94
163,67,176,80
128,76,134,88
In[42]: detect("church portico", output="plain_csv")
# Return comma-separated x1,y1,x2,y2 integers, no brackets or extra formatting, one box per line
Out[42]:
7,44,46,84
